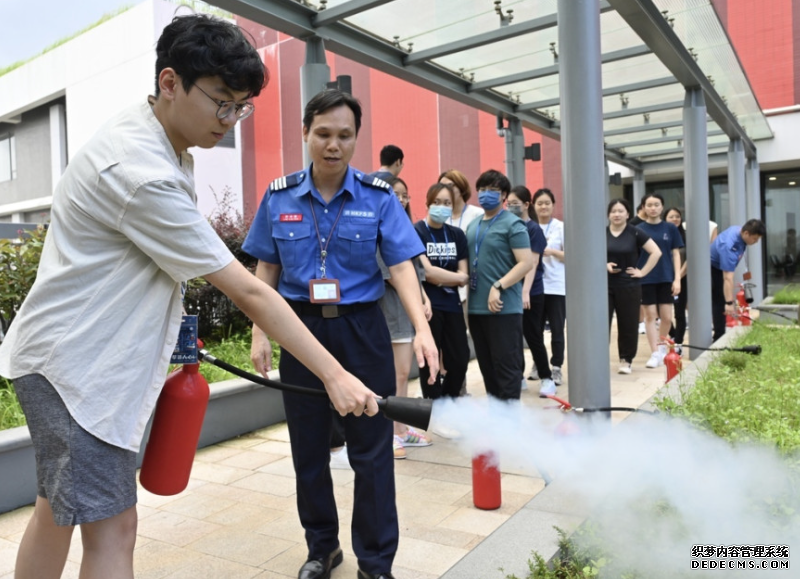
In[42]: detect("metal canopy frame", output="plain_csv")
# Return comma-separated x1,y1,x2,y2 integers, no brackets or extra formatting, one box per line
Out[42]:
208,0,770,172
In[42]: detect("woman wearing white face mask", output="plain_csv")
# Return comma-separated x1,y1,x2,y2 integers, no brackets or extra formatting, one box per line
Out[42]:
414,183,470,399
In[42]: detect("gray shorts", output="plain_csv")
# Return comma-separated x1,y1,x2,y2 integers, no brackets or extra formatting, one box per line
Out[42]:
13,374,137,526
379,283,414,341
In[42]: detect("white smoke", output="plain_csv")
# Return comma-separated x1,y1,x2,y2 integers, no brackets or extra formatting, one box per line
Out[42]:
429,397,798,578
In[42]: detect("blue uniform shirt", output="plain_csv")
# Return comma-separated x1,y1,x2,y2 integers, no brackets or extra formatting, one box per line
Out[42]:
243,165,424,303
710,225,746,272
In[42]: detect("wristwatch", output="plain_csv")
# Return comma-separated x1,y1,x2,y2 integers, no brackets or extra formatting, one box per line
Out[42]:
725,300,734,305
492,281,503,291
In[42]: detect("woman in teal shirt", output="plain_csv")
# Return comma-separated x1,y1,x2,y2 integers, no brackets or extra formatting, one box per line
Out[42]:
465,169,533,400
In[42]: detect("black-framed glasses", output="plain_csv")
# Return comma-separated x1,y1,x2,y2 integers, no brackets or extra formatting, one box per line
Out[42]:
192,83,255,120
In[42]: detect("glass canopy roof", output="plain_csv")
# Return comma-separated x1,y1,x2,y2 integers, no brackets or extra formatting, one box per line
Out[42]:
210,0,772,169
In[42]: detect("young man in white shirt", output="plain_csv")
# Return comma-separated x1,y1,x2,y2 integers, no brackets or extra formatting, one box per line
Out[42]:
0,14,378,579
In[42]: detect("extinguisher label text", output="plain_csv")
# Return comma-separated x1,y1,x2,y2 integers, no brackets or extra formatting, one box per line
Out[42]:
171,315,198,364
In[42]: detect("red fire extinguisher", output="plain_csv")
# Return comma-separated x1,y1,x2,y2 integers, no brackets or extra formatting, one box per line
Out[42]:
472,451,501,510
140,360,210,496
664,341,681,383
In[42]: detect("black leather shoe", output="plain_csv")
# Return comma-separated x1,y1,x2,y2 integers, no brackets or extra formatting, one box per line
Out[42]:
356,569,395,579
299,547,343,579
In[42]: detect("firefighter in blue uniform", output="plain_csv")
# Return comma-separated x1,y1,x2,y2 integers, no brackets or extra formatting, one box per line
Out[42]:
243,90,438,579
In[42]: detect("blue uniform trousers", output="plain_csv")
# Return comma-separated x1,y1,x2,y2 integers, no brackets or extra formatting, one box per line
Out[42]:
280,303,398,574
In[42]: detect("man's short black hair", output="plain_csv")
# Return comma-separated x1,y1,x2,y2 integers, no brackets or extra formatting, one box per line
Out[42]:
742,219,766,236
303,90,363,135
380,145,404,166
475,169,511,195
155,14,266,97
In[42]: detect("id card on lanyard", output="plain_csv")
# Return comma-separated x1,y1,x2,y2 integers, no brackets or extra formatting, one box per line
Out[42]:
308,195,347,303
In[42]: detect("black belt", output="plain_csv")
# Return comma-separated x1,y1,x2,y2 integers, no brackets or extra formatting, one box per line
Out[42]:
286,300,376,319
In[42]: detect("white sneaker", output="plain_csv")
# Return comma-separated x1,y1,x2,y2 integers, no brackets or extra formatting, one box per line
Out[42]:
329,446,351,470
645,352,664,369
552,366,563,385
538,378,557,398
527,367,540,381
638,322,646,334
618,362,632,374
432,424,462,439
520,378,528,391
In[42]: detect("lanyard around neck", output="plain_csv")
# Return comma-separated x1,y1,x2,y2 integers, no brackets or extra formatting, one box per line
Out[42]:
308,195,347,279
473,211,502,267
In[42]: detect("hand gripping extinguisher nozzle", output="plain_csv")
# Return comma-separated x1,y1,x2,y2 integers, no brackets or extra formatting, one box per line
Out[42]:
139,361,210,496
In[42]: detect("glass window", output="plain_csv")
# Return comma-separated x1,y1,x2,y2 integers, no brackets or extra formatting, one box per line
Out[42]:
764,172,800,296
0,133,15,182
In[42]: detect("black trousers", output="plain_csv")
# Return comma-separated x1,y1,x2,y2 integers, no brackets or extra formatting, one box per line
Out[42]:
281,304,397,574
543,294,566,367
468,313,524,400
670,276,688,344
608,284,642,364
711,266,726,341
419,308,470,399
522,293,552,379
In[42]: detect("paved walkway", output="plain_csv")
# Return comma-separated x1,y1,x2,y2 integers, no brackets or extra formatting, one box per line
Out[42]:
0,329,668,579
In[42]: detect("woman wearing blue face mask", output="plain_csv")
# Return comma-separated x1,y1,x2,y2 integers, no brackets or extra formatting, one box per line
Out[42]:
414,183,470,399
464,170,534,400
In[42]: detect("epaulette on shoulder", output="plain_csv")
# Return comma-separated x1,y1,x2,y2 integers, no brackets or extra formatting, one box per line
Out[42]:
357,172,392,192
269,171,305,192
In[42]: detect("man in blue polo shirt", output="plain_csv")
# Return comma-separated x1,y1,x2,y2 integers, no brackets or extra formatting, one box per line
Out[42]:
243,90,437,579
710,219,765,340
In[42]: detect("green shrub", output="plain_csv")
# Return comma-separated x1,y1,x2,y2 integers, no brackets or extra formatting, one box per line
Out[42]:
184,186,257,341
654,323,800,454
0,225,47,337
772,284,800,305
0,378,25,430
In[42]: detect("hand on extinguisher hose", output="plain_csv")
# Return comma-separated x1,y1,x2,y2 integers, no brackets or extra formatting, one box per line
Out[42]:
250,326,273,376
250,325,379,417
324,367,381,417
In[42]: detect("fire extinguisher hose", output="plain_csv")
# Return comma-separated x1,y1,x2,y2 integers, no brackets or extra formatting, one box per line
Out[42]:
198,349,328,398
751,308,799,324
681,344,762,355
543,394,658,415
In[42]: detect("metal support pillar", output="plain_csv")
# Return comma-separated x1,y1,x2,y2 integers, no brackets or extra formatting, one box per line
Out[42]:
557,0,609,410
745,157,764,304
633,170,645,213
504,117,526,186
683,89,712,355
728,139,747,283
301,37,331,167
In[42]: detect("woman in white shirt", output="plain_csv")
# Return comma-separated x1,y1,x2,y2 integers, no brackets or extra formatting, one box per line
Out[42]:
532,188,566,386
439,169,485,232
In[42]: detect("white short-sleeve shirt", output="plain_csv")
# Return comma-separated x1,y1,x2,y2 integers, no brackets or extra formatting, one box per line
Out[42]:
448,203,485,303
541,218,565,296
0,102,233,451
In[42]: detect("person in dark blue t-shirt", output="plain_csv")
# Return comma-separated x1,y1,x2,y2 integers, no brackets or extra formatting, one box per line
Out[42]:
507,186,552,396
636,193,684,369
415,182,470,399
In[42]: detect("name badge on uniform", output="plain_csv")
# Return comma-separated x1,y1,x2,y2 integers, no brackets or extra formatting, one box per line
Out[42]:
171,315,198,364
309,279,341,303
